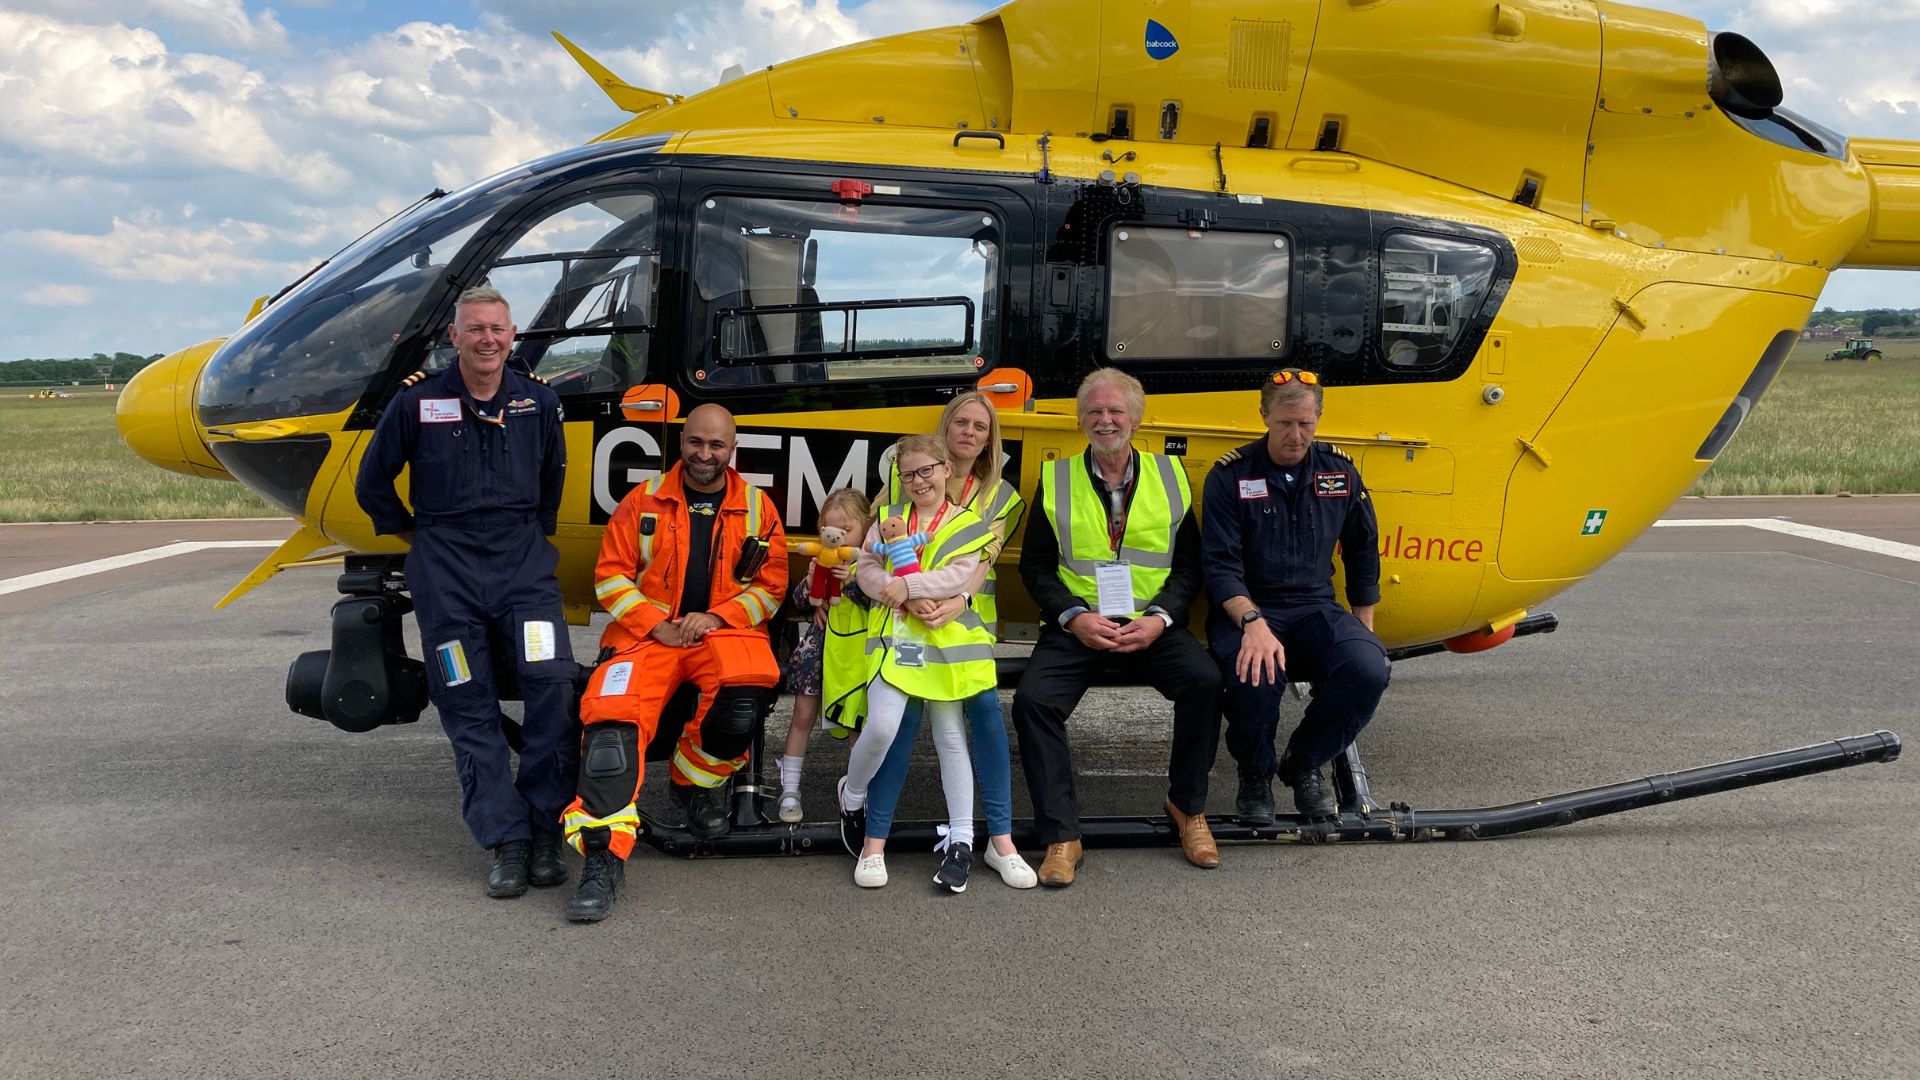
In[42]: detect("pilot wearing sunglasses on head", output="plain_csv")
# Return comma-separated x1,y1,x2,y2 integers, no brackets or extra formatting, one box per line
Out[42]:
1202,368,1390,826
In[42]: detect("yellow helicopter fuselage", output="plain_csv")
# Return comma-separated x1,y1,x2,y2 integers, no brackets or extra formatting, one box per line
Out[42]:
117,0,1920,652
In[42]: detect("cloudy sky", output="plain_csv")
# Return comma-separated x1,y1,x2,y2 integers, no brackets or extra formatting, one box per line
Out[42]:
3,0,1917,361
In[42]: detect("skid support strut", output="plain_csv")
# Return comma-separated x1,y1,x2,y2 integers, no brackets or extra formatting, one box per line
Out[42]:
636,730,1901,857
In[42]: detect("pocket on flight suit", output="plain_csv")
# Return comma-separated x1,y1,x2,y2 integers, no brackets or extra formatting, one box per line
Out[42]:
425,622,494,711
702,628,780,689
511,605,578,685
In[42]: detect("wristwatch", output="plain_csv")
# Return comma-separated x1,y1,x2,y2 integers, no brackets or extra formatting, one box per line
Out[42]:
1239,609,1262,627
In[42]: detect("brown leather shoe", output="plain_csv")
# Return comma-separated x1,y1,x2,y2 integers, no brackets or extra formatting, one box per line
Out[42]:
1038,840,1083,888
1165,800,1220,869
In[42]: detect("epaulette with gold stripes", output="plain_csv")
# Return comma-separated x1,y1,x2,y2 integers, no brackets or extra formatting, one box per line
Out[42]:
525,371,550,385
1319,441,1352,461
1214,447,1243,466
399,370,428,388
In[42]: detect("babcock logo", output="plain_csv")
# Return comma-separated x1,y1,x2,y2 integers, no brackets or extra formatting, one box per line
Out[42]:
1144,19,1179,60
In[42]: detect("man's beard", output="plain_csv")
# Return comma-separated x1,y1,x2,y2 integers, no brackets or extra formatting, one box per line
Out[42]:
685,459,724,486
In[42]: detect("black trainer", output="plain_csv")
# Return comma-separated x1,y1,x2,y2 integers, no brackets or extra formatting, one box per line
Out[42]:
566,829,625,923
837,776,866,857
528,831,568,888
935,842,972,894
673,780,732,841
1286,766,1338,821
486,839,531,898
1236,774,1276,827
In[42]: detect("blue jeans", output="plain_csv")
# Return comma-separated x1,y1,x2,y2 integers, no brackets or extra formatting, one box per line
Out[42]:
863,687,1013,840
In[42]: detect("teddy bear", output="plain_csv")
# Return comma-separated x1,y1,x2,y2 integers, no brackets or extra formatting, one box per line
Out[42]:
794,526,857,607
867,515,929,577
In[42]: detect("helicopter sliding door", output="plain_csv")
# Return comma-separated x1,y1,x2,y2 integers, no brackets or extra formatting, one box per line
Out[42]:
585,164,1035,532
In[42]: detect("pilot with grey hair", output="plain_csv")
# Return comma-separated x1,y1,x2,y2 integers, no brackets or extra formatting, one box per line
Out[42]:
357,284,578,902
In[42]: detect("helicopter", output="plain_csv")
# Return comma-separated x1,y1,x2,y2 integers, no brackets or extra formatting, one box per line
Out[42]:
114,0,1908,851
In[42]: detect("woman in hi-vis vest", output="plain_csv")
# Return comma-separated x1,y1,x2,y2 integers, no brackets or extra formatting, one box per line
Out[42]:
838,434,1003,892
861,394,1037,890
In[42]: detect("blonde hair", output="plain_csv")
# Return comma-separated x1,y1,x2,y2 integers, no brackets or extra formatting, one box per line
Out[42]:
936,391,1003,497
1259,368,1324,414
893,433,950,469
1076,367,1145,422
819,487,871,537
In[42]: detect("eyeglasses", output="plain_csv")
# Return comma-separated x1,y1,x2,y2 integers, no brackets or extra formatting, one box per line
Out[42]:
1271,370,1320,386
901,462,947,482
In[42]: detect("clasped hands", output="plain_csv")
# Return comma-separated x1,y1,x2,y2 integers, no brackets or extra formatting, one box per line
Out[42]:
649,610,724,647
1066,610,1166,654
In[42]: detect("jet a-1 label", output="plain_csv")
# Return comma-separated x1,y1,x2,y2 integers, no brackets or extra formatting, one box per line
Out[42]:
589,419,1022,532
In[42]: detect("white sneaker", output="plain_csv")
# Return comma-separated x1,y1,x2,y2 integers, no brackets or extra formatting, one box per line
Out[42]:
983,845,1038,889
777,790,803,823
854,853,888,888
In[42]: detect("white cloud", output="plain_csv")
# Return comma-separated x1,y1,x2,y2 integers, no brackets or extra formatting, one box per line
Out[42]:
5,0,290,52
20,284,96,307
24,214,304,285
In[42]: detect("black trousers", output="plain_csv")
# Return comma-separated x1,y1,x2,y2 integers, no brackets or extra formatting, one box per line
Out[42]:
1011,624,1223,845
1208,603,1390,779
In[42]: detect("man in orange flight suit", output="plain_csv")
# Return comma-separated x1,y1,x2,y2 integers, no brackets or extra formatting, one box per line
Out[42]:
562,403,786,922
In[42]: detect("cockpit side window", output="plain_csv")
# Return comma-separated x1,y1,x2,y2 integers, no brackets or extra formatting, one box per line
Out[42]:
1377,232,1499,371
440,190,660,398
689,196,999,389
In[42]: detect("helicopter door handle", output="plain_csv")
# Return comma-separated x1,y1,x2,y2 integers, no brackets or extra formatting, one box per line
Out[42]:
953,131,1006,150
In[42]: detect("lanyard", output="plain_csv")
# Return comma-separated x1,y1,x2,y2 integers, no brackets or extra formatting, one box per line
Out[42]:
955,473,976,511
1101,462,1138,554
909,502,948,538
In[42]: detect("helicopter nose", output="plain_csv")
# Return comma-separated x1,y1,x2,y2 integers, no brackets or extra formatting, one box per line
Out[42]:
116,340,230,479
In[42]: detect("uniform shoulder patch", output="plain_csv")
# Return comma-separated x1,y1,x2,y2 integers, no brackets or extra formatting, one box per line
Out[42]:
1213,447,1243,466
525,371,550,385
399,370,428,388
1318,441,1352,461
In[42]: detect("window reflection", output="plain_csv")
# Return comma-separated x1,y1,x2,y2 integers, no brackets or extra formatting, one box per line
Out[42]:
1378,233,1497,369
1106,227,1289,361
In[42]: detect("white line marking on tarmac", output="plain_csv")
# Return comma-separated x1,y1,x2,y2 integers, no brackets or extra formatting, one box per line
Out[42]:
1653,518,1920,563
0,540,281,597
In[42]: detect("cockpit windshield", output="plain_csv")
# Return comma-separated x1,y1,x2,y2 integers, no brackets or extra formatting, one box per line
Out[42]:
198,137,667,427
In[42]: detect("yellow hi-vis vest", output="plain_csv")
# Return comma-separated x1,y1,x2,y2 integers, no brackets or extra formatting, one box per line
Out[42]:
820,590,877,737
885,464,1025,637
866,501,997,701
1039,450,1191,619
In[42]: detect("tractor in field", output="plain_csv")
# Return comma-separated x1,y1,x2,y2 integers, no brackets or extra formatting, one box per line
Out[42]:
1826,338,1883,361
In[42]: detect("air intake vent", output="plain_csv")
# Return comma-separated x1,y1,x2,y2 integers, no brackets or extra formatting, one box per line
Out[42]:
1516,237,1562,265
1228,20,1291,92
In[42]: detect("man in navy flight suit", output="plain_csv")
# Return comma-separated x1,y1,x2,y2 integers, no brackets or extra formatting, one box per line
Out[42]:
357,284,578,899
1201,368,1390,824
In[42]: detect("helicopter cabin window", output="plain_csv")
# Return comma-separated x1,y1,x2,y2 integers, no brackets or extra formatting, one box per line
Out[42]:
691,196,999,387
1104,228,1290,361
1377,233,1498,370
460,191,659,397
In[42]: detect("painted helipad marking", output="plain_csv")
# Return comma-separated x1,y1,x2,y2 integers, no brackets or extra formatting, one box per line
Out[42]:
1653,518,1920,563
0,540,282,597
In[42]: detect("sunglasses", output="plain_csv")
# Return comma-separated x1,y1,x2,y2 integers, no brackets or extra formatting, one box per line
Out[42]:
1270,370,1321,386
901,462,948,482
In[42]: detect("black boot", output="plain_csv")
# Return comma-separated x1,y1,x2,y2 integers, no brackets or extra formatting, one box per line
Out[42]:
1236,774,1276,827
566,828,625,923
1285,766,1337,821
486,839,531,898
672,780,733,841
528,831,568,888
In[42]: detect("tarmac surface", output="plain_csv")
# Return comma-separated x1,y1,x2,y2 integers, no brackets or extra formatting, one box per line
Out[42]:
1,497,1915,1079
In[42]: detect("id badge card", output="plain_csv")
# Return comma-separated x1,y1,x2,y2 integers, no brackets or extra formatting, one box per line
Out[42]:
1095,561,1134,618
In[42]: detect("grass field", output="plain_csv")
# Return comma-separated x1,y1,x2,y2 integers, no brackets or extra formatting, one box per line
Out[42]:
0,388,274,522
1688,338,1920,496
0,341,1914,522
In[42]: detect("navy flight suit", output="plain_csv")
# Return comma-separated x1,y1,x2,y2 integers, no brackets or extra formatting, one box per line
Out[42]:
1201,438,1390,781
356,364,579,850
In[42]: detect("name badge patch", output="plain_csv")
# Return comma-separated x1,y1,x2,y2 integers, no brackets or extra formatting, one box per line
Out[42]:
1238,478,1269,500
506,396,539,415
1315,472,1351,498
419,398,461,424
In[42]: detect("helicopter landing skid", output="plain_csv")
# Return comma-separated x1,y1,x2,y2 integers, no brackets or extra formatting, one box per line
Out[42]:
632,730,1901,857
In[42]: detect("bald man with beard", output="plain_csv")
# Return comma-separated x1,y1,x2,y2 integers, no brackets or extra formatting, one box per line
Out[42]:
561,404,788,922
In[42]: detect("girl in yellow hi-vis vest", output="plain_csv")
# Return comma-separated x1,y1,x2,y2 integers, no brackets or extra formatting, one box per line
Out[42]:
839,435,998,891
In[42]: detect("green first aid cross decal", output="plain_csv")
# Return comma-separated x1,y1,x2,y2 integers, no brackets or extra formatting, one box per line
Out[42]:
1581,509,1608,536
